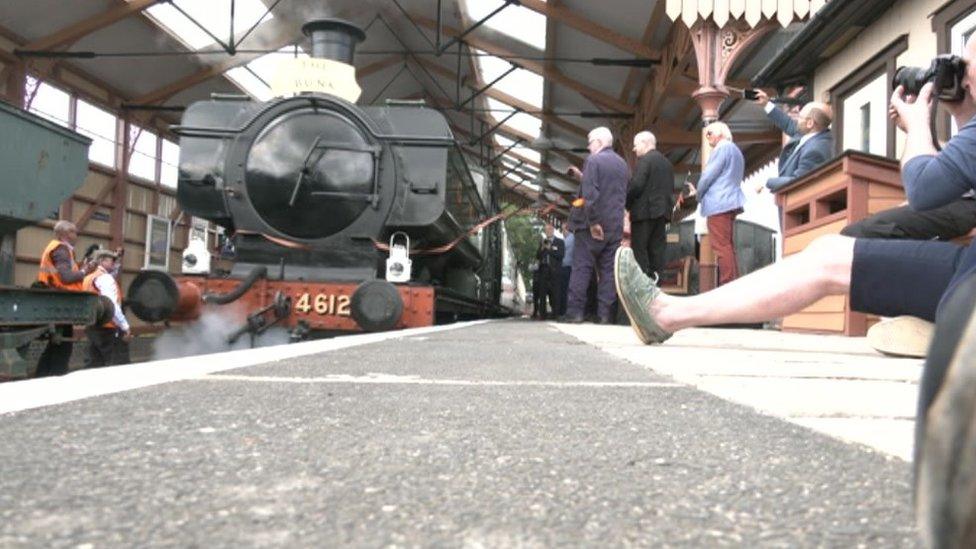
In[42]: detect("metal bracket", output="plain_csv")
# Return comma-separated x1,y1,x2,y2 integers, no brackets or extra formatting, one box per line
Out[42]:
469,108,520,146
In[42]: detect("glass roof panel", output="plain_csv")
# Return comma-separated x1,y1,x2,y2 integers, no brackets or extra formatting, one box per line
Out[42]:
141,0,273,51
463,1,547,50
475,51,544,109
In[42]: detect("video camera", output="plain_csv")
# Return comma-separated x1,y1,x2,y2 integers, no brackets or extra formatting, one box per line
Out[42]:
893,54,967,102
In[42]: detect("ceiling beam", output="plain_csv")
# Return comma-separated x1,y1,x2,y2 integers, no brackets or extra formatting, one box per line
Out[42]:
22,0,162,52
359,54,406,79
618,1,668,103
410,15,634,114
518,0,659,60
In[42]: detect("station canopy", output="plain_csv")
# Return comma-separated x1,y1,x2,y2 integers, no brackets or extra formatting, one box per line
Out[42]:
2,0,812,209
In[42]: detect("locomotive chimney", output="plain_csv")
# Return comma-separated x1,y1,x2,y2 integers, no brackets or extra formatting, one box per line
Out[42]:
301,19,366,64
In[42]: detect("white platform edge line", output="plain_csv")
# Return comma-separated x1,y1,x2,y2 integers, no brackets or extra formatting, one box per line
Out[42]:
198,374,684,388
0,320,492,416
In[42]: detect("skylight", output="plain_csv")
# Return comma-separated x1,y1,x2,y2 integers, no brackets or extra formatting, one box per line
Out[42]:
226,46,309,101
475,50,544,109
463,1,548,50
141,0,273,51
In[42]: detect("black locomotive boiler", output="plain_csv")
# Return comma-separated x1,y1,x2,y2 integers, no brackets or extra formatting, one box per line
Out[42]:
126,19,505,338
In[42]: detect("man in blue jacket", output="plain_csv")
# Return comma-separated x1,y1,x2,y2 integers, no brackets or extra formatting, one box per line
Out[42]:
613,34,976,548
753,90,834,192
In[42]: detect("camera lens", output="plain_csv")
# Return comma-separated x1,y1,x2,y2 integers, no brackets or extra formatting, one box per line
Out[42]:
893,66,933,96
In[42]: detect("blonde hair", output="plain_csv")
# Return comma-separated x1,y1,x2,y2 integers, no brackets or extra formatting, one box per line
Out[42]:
704,121,733,141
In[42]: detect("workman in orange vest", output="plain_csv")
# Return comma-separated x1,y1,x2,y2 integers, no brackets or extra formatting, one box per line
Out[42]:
82,249,131,368
34,220,96,376
37,220,94,290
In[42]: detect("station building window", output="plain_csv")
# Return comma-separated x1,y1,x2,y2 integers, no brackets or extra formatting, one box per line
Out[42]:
75,98,118,168
829,36,907,159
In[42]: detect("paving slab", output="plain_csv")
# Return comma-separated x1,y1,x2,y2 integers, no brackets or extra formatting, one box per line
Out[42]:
555,323,923,461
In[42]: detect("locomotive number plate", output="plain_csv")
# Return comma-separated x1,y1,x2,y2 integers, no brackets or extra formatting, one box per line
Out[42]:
294,293,351,317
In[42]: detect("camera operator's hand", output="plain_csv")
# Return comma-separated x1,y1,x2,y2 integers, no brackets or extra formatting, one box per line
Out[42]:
752,89,770,107
891,83,940,164
890,83,934,133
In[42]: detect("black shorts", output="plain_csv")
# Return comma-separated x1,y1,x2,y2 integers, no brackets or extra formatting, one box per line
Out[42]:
849,238,971,322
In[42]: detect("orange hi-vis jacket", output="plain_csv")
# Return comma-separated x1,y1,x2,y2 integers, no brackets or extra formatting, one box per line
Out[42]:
82,266,121,329
37,239,84,291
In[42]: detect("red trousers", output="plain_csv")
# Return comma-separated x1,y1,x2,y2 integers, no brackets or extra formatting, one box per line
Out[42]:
707,209,741,286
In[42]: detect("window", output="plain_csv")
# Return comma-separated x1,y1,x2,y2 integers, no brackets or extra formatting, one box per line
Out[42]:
859,103,871,153
161,139,179,188
127,125,159,182
75,99,118,167
829,36,907,159
25,77,70,128
841,74,886,156
144,215,172,270
933,0,976,139
949,8,976,135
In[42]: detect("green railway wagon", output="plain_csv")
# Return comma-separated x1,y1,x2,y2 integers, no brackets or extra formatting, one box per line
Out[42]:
0,100,106,379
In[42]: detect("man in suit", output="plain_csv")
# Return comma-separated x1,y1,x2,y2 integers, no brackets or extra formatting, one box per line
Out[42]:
626,131,675,279
752,90,834,192
564,126,629,323
535,222,565,319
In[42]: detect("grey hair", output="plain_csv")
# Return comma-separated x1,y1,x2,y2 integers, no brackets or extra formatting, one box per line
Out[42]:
588,126,613,149
53,220,76,236
704,121,733,141
634,130,656,149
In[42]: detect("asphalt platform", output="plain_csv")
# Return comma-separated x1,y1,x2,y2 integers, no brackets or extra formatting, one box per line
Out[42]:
0,319,920,547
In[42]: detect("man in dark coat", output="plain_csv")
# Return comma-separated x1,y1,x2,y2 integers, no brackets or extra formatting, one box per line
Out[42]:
535,222,565,319
626,130,674,279
752,90,834,192
564,126,629,323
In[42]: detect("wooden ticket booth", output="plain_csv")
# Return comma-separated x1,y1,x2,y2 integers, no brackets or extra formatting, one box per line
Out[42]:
774,151,903,336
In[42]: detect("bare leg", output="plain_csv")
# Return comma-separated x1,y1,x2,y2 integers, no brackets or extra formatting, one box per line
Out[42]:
654,234,855,332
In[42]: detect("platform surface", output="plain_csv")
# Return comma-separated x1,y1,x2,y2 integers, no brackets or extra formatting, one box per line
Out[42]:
0,320,919,547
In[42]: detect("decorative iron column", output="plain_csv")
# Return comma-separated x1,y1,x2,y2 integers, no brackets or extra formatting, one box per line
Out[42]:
688,19,775,291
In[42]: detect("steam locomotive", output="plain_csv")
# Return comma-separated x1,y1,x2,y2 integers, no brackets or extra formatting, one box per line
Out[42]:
125,19,510,341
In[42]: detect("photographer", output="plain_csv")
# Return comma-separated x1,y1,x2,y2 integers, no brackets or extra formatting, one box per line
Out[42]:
613,37,976,547
535,222,565,320
750,90,834,192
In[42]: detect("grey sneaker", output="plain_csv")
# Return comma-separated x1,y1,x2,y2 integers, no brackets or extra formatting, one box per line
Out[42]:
613,246,672,345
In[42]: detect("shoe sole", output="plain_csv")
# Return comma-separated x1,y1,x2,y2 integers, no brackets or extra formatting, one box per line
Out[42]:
917,309,976,547
614,247,652,345
867,317,934,358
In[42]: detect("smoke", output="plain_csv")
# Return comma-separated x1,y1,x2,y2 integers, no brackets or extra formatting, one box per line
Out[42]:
150,308,293,361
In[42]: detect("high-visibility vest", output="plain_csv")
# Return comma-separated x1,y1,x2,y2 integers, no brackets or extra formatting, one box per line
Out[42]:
37,239,84,291
82,266,121,329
